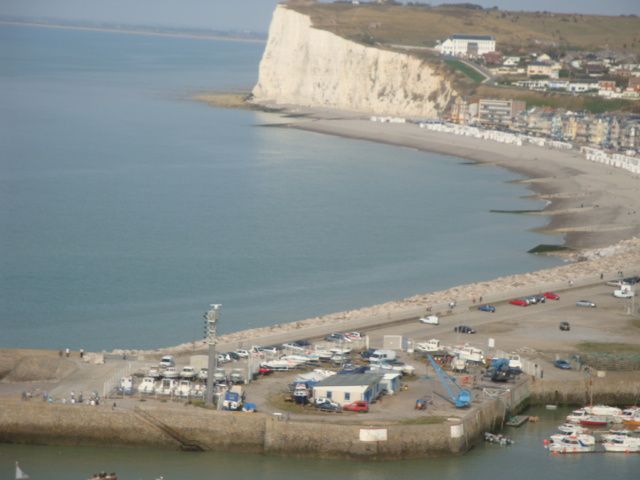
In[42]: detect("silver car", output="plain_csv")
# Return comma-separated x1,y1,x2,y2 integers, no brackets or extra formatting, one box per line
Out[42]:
576,300,596,308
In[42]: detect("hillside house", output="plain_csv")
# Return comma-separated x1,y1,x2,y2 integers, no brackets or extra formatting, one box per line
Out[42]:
436,34,496,58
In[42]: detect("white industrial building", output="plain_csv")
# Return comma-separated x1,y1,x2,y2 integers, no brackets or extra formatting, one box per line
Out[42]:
313,373,384,406
437,34,496,57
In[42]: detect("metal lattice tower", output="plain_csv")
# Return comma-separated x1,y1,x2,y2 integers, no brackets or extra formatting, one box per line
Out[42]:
204,304,221,406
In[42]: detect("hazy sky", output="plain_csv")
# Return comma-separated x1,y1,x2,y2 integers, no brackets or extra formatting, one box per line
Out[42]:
1,1,638,33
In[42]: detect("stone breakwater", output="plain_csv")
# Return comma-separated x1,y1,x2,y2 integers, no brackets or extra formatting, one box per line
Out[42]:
124,237,640,357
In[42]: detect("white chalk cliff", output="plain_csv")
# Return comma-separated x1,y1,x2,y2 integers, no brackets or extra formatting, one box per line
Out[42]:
252,5,455,117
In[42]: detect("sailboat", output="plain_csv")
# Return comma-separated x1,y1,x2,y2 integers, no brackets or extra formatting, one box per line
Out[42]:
16,461,30,480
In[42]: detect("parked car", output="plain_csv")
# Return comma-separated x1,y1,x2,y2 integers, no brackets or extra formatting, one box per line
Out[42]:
360,348,377,360
343,400,369,413
234,349,249,358
544,291,560,300
454,325,476,334
325,332,347,342
344,331,363,341
478,304,496,313
419,315,439,325
509,298,529,307
576,300,597,308
554,359,572,370
317,400,342,413
227,351,241,361
559,321,570,331
293,339,311,347
147,367,161,379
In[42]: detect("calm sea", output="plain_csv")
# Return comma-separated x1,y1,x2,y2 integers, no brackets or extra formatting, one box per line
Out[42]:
0,25,562,351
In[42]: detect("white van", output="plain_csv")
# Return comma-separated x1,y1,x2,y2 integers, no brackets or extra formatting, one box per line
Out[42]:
368,349,397,362
419,315,439,325
159,355,175,368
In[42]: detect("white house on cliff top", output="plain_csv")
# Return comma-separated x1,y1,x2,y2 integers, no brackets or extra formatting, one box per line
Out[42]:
437,34,496,57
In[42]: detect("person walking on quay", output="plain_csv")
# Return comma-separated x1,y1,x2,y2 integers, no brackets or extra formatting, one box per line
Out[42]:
65,347,70,357
80,348,85,359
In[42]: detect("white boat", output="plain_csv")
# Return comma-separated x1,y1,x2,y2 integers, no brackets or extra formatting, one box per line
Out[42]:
120,376,133,394
415,339,442,353
548,434,596,453
584,405,622,417
16,461,30,480
197,368,208,381
157,378,177,395
180,366,198,379
550,433,595,446
557,423,588,435
162,367,179,379
566,409,588,423
147,367,161,379
449,344,484,363
138,377,156,394
176,380,192,397
603,436,640,453
618,407,640,422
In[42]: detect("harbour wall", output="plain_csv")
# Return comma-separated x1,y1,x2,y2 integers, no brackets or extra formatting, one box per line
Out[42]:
0,381,531,459
3,376,640,459
529,373,640,406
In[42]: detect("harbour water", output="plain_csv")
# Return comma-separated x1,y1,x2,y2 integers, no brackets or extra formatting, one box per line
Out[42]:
0,24,562,352
0,408,637,479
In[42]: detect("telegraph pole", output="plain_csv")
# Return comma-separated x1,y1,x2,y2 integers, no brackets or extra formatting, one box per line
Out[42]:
204,304,221,406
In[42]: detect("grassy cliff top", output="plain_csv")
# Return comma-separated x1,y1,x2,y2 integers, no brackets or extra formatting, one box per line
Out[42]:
287,3,640,55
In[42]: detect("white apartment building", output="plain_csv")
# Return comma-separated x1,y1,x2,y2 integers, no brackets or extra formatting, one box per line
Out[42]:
437,34,496,57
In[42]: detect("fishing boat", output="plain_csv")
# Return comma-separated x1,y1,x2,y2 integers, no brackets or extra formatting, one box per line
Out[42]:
623,411,640,427
548,434,596,454
603,436,640,453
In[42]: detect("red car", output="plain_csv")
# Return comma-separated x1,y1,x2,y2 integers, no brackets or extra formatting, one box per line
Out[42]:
343,401,369,413
509,298,529,306
543,291,560,300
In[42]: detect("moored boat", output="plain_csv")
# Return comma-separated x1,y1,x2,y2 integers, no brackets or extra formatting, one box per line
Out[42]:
566,409,588,423
579,415,609,427
548,434,596,454
603,436,640,453
550,433,596,446
557,423,588,435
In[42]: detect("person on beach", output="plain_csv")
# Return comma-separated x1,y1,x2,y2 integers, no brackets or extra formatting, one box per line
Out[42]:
80,348,84,359
65,347,70,357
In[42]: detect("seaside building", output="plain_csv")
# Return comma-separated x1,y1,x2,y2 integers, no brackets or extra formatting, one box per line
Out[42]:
476,99,526,128
312,372,384,406
436,34,496,57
